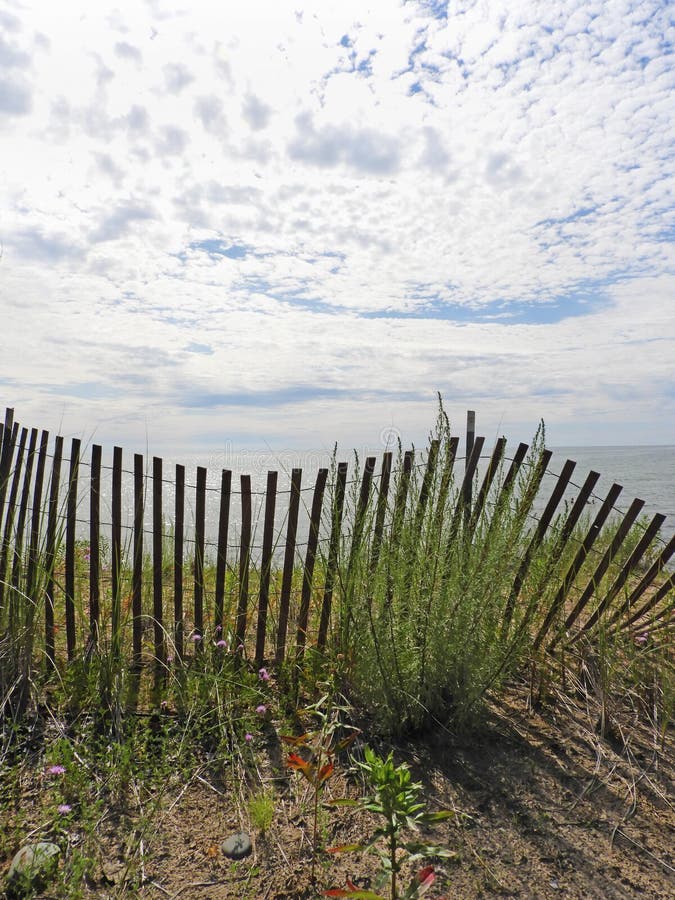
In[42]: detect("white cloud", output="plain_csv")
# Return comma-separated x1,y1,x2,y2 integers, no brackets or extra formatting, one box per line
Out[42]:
0,0,673,453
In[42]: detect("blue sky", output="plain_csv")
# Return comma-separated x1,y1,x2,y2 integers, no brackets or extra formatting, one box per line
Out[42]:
0,0,673,455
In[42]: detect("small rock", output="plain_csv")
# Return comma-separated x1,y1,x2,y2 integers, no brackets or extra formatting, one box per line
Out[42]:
7,842,60,895
221,832,252,860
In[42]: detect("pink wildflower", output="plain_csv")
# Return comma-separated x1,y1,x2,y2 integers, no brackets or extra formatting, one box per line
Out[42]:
256,704,267,715
216,639,228,649
245,733,253,743
191,633,202,642
258,667,270,682
57,804,72,814
47,765,65,776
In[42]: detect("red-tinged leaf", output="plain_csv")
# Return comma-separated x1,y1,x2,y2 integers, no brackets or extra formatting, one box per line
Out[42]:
417,865,435,886
317,762,335,785
326,843,363,854
287,753,315,782
280,733,310,746
335,731,359,752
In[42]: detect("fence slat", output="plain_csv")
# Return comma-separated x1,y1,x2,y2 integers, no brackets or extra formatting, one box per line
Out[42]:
318,461,348,650
26,431,49,608
501,453,570,633
174,464,185,661
153,457,164,662
296,468,328,661
256,470,278,665
276,468,302,664
236,474,252,652
468,436,506,536
619,563,675,631
111,447,123,659
607,532,675,631
562,496,645,638
65,438,80,660
194,466,207,640
89,445,102,644
576,512,666,637
45,435,64,669
11,428,37,601
370,452,393,576
0,408,16,518
346,456,376,584
0,426,27,611
132,453,144,665
215,469,231,632
540,482,623,651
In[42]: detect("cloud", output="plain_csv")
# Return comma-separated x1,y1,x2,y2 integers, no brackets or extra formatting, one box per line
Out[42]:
163,62,194,94
155,125,189,155
5,228,83,263
0,77,31,115
288,112,401,174
242,93,272,130
194,95,227,135
90,203,155,243
114,41,142,64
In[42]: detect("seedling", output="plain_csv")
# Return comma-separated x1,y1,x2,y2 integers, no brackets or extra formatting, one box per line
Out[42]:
326,747,454,900
281,690,358,882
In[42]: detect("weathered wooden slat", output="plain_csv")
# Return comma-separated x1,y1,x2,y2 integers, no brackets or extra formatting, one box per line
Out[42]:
468,437,507,536
620,564,674,631
370,452,393,576
463,410,476,519
443,436,487,567
235,474,252,652
540,482,623,651
318,461,348,650
65,437,80,660
45,435,64,668
0,408,16,517
255,470,278,665
214,469,231,632
26,431,49,610
501,454,572,633
0,426,27,611
576,512,666,637
346,456,376,583
391,450,414,545
174,464,185,661
276,468,301,664
522,468,601,644
152,457,164,662
561,496,645,638
11,428,37,599
111,446,123,658
607,532,675,631
296,468,328,660
194,466,207,641
132,453,144,666
415,440,439,529
89,445,102,643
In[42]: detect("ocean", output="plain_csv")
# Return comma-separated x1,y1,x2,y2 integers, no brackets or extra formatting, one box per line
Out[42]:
121,443,675,554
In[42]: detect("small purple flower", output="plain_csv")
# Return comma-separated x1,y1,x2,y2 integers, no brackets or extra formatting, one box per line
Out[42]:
215,624,222,634
160,700,169,710
167,655,174,664
191,633,202,643
47,765,65,776
245,733,253,743
236,644,244,654
256,704,267,716
635,632,649,646
258,667,270,682
57,804,72,814
216,639,228,649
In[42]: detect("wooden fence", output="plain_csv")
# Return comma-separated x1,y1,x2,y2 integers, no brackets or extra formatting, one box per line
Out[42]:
0,406,673,674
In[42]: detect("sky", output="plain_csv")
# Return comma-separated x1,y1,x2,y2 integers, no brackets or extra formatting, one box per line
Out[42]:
1,0,674,460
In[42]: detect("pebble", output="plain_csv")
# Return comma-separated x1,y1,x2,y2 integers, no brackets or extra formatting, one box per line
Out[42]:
221,832,252,860
6,842,60,894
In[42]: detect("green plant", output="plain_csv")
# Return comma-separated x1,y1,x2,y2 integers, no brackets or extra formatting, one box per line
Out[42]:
326,747,453,900
247,788,275,834
281,687,358,882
